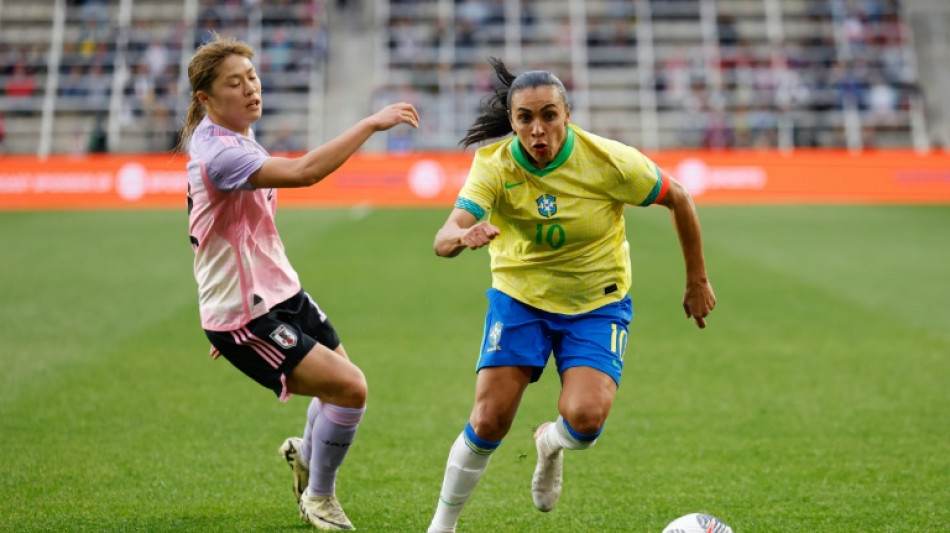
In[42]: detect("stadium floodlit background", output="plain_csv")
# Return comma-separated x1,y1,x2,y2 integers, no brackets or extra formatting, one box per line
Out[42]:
2,1,949,532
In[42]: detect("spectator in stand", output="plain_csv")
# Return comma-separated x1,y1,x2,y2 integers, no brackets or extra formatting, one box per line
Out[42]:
60,64,89,101
717,15,739,48
127,19,152,58
5,61,36,114
144,37,169,81
5,61,36,98
82,62,111,111
389,16,423,65
70,0,109,23
265,25,293,74
148,100,178,151
77,18,107,60
456,0,489,27
703,105,733,150
0,43,15,77
87,113,109,153
263,0,298,26
866,74,898,122
128,62,155,117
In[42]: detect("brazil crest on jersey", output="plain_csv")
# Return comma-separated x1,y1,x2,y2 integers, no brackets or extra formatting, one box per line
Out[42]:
455,124,668,314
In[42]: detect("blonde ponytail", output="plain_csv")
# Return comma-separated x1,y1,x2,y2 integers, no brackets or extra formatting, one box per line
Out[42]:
175,93,206,153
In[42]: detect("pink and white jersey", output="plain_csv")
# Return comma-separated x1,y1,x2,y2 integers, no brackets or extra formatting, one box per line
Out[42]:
187,115,301,331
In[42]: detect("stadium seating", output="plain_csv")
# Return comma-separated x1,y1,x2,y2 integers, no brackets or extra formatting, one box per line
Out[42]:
378,0,923,150
0,0,926,154
0,0,327,154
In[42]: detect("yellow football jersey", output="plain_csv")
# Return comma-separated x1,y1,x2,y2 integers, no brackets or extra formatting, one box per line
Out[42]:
456,124,668,314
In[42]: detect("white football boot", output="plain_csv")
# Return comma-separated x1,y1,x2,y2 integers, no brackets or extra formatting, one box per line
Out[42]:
278,437,309,503
299,489,355,530
531,422,563,512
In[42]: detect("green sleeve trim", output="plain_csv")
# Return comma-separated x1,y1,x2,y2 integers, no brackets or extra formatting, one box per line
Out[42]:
639,163,663,206
455,197,486,220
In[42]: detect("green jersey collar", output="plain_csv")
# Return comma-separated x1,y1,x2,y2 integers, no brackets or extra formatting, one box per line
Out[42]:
510,126,575,177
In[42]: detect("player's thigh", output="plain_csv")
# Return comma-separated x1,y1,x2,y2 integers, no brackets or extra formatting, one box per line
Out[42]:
554,298,630,432
470,366,533,440
287,343,366,407
558,366,618,432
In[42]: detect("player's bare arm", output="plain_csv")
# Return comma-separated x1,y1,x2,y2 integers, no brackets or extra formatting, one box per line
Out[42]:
250,102,419,189
656,171,716,328
434,208,500,258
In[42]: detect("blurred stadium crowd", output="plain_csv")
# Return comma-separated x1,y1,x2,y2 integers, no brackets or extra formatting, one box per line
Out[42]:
0,0,935,155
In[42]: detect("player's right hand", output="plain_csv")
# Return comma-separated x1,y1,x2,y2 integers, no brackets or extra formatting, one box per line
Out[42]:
461,221,500,250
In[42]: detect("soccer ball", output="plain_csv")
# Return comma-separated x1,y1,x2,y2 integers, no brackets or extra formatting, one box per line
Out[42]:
662,512,734,533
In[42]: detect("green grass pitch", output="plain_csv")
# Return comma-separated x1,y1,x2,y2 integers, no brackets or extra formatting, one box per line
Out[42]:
1,205,947,532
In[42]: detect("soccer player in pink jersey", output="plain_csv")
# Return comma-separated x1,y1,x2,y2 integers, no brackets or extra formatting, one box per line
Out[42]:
178,34,418,530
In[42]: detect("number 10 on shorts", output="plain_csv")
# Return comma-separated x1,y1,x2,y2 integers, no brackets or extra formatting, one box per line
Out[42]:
610,323,627,360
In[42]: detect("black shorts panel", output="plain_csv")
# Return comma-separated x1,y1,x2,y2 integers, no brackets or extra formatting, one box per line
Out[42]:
205,290,341,398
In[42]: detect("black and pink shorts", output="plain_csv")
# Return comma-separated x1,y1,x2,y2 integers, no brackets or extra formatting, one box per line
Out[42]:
205,290,341,401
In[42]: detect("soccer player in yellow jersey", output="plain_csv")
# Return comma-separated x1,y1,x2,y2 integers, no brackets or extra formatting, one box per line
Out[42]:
426,58,716,533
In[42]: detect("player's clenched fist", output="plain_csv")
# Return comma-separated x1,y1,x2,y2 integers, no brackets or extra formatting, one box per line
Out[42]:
461,221,500,249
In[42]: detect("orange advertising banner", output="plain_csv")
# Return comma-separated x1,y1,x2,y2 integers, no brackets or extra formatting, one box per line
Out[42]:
1,150,949,210
650,150,950,205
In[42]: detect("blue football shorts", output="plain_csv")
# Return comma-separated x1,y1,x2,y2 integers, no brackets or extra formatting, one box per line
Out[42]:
476,288,633,386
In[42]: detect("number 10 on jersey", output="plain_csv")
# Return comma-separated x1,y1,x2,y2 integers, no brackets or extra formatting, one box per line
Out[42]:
535,223,566,249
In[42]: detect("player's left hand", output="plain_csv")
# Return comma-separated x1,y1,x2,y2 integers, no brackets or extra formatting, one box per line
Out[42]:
369,102,419,131
683,280,716,329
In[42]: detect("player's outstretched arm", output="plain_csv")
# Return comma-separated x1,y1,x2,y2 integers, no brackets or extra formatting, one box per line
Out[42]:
250,102,419,189
656,171,716,328
434,208,500,258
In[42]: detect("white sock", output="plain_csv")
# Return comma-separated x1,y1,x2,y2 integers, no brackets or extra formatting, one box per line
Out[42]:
540,416,596,454
300,397,323,469
309,403,364,496
428,432,494,533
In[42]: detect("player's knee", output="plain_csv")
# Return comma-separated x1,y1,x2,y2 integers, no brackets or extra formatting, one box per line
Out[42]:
469,408,513,442
319,366,368,409
562,407,608,436
335,367,367,408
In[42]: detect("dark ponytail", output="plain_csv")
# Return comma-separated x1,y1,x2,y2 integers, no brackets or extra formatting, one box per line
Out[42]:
460,57,570,149
459,57,517,148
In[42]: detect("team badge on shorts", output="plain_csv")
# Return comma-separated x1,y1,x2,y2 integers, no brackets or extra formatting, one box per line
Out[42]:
269,325,298,349
487,321,503,352
536,194,557,218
